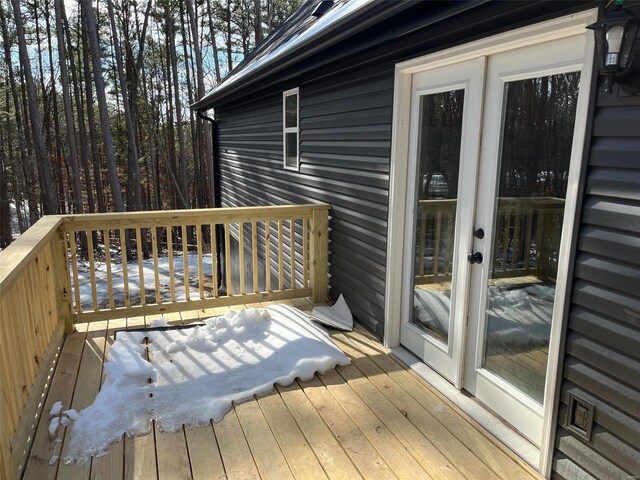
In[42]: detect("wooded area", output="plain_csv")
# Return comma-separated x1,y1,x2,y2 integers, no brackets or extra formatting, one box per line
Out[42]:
0,0,301,248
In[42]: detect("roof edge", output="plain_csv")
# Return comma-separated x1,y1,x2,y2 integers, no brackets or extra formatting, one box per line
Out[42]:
192,0,413,111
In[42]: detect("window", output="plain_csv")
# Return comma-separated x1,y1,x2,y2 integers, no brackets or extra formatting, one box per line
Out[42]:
283,88,299,170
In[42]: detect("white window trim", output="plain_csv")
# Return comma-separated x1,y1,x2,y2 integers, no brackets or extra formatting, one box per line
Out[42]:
384,9,597,478
283,87,300,171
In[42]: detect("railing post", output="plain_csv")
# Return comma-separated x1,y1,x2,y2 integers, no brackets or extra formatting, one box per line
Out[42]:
52,226,74,333
310,207,328,304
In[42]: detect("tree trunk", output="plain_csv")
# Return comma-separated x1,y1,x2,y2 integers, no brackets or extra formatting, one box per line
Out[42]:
65,4,96,214
186,0,214,208
0,2,36,226
80,3,106,213
180,1,199,208
80,0,124,212
10,0,58,214
206,0,222,83
44,0,65,213
226,1,233,72
0,108,12,248
254,0,263,45
106,0,142,213
166,4,189,208
55,0,84,216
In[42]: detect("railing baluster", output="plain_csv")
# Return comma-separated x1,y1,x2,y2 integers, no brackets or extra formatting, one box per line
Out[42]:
443,206,455,276
501,206,511,272
87,230,98,311
211,223,219,297
69,232,81,313
290,219,295,289
136,227,146,307
265,220,271,292
511,202,522,269
197,224,204,300
278,220,284,291
103,230,114,310
120,228,130,308
524,208,534,273
182,225,190,301
238,222,245,295
252,221,258,293
151,227,161,304
433,212,442,280
167,226,176,303
225,223,232,296
303,218,308,288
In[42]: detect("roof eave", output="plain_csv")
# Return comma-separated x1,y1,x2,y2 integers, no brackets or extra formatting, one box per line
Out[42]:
191,1,414,111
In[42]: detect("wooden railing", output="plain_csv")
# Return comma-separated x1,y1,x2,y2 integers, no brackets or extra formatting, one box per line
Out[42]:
0,203,329,479
415,197,565,285
62,204,329,322
492,197,565,279
0,216,71,480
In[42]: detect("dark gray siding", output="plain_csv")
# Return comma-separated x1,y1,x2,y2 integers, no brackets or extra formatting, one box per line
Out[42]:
552,38,640,480
216,68,394,335
211,1,594,340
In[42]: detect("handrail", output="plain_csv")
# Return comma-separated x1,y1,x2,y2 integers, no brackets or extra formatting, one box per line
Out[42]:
0,203,330,479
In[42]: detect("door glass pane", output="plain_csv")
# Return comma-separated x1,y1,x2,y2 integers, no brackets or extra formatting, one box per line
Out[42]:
482,72,580,404
411,89,464,346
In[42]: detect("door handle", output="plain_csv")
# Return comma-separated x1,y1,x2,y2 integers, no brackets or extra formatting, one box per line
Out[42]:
467,252,483,264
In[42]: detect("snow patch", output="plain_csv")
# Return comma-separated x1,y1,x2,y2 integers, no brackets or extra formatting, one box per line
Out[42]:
49,401,63,418
63,305,349,464
63,409,79,421
148,317,170,327
49,455,59,466
48,417,60,440
311,294,353,331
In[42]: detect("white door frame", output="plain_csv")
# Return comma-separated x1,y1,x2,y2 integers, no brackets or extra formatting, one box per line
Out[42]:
384,9,596,477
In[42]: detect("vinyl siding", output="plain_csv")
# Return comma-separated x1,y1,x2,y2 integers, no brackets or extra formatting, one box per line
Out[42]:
215,69,394,336
552,40,640,479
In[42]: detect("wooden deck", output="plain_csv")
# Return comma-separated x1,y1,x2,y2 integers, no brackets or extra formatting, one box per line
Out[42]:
22,298,540,480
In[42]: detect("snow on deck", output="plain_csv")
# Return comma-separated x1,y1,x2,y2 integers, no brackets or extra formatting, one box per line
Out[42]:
62,305,349,464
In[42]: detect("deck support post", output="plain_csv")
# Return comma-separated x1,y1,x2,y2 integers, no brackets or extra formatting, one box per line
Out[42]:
310,208,329,304
52,227,74,333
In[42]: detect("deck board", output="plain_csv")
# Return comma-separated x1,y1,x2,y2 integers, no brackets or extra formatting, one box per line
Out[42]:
23,300,541,480
90,318,126,480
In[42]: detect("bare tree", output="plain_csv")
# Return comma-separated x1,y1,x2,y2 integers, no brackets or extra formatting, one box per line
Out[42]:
80,0,124,212
10,0,58,214
55,0,84,215
165,1,189,208
107,0,143,213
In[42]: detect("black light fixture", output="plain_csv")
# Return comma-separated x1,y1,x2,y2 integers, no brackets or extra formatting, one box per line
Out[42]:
587,0,640,93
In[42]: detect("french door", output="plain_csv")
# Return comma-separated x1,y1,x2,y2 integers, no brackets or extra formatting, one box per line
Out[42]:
400,34,588,446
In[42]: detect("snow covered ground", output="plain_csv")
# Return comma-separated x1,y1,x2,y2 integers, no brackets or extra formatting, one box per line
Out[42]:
57,305,349,464
72,252,215,311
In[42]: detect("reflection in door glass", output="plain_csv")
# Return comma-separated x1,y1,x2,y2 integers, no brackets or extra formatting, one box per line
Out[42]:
411,89,464,346
482,72,580,404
